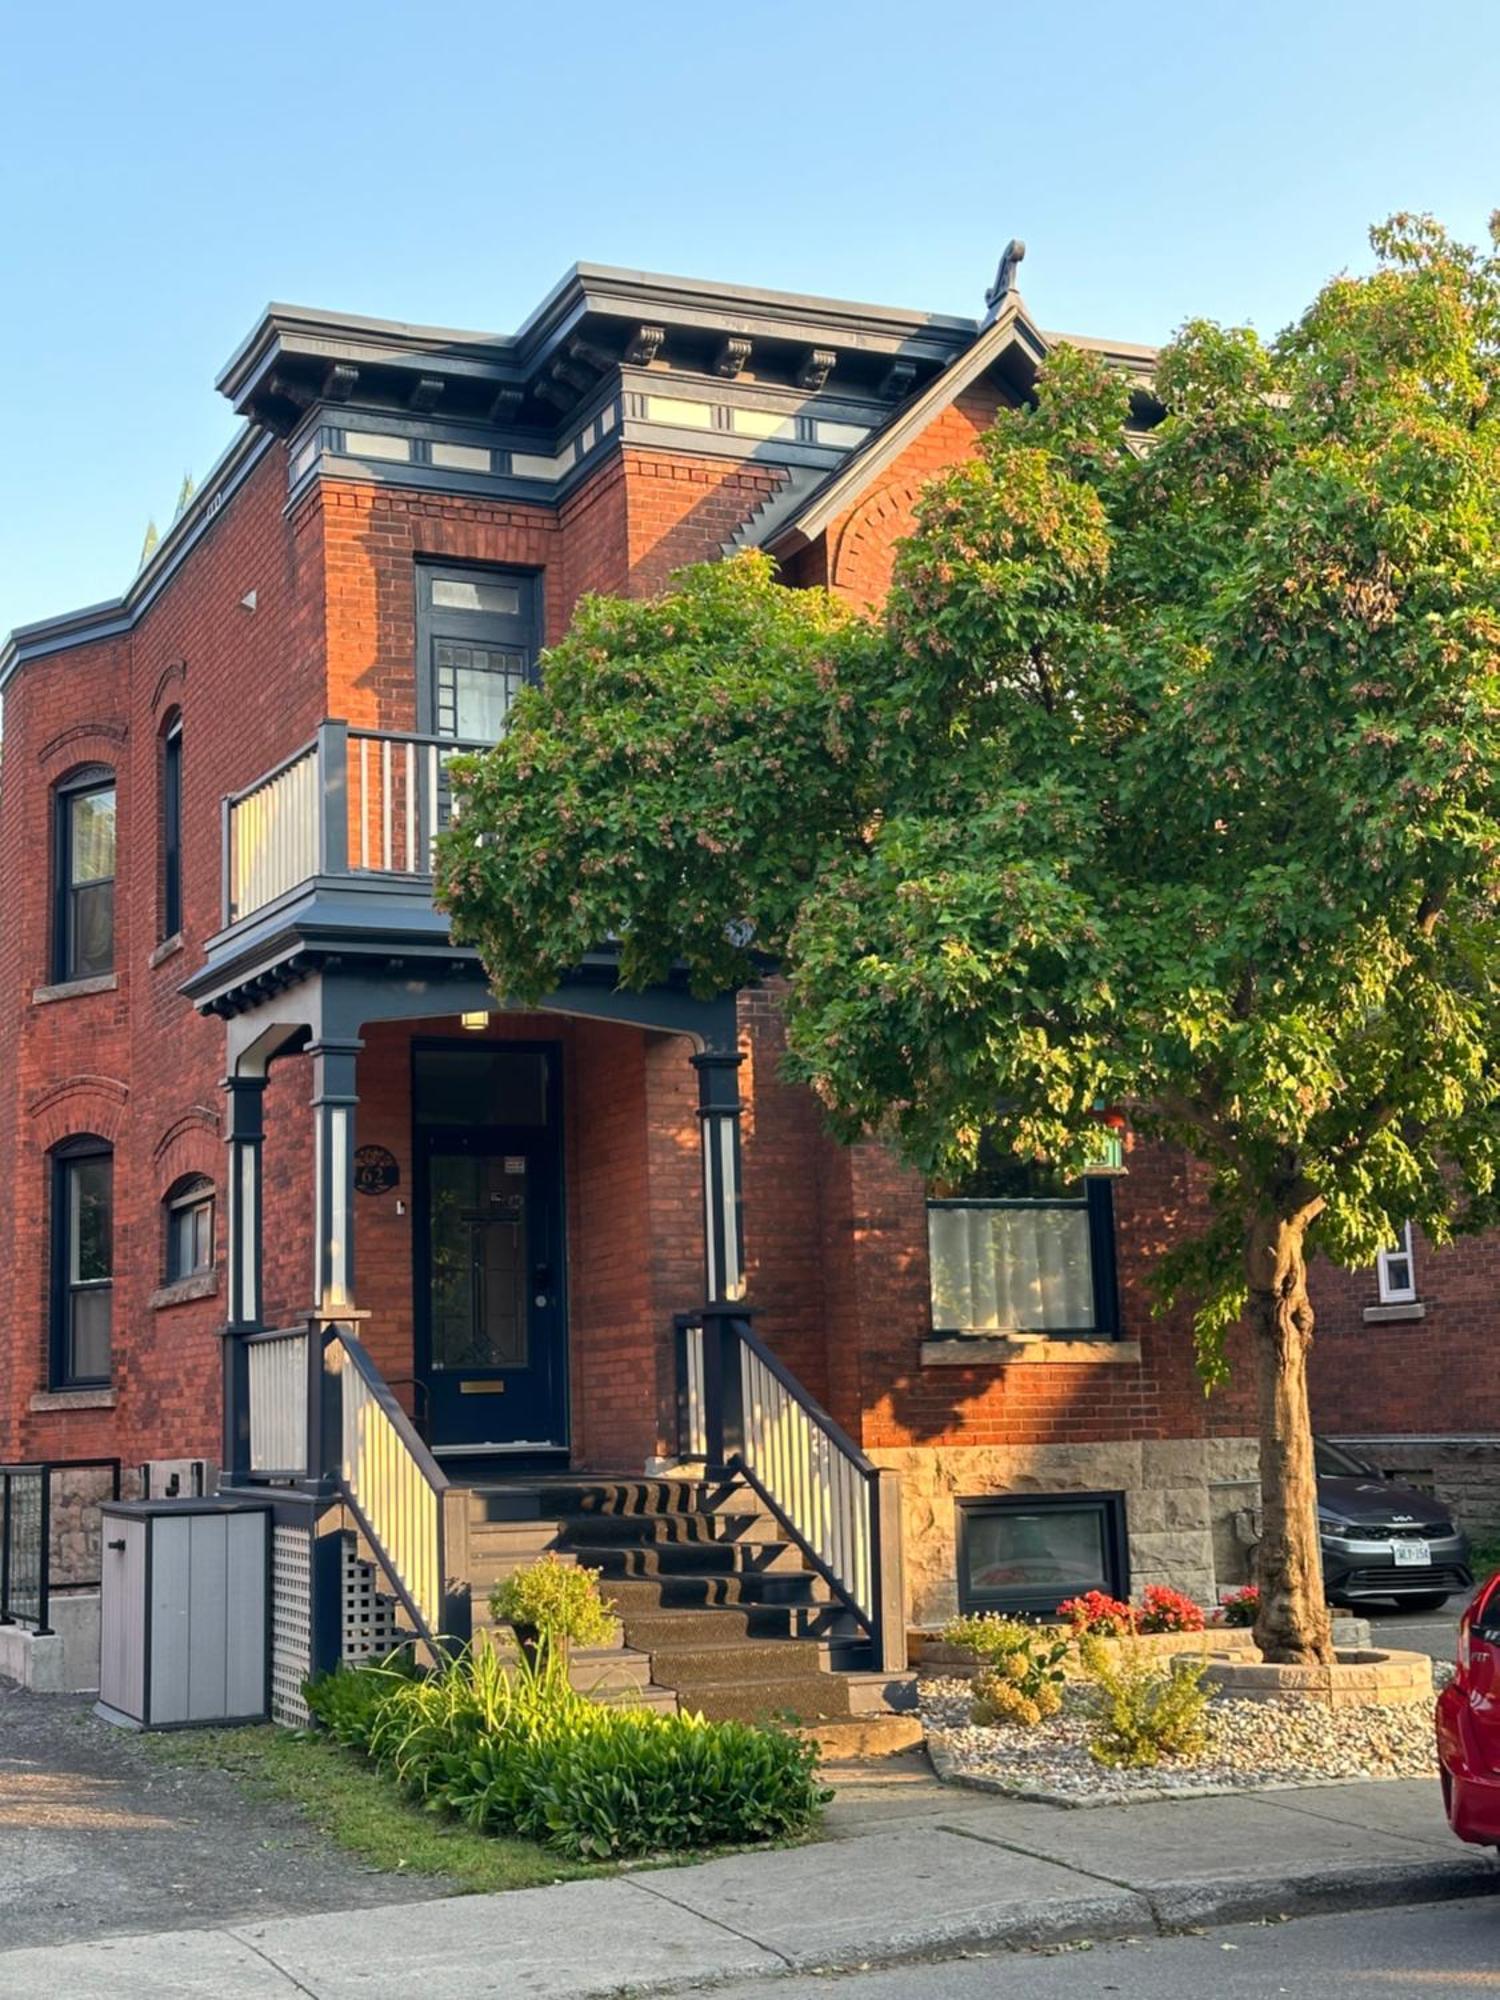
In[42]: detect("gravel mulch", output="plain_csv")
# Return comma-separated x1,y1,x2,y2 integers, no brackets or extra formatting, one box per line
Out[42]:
921,1674,1442,1808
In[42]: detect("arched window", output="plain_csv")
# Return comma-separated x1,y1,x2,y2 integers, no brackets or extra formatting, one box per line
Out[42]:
54,766,116,982
51,1136,113,1385
160,713,183,942
164,1173,215,1283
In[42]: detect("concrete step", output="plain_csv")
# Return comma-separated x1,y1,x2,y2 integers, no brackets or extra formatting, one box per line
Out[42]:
616,1602,864,1649
641,1636,853,1682
798,1714,926,1759
466,1478,743,1523
603,1570,835,1611
665,1673,864,1723
471,1616,628,1658
570,1539,806,1580
557,1510,779,1547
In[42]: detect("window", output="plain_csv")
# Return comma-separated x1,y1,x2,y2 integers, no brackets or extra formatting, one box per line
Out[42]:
54,769,116,981
416,563,539,744
926,1150,1119,1338
957,1492,1129,1618
51,1138,113,1385
1377,1224,1418,1305
161,717,183,940
164,1174,214,1283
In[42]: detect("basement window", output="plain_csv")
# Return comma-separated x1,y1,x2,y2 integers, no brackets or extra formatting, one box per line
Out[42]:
956,1492,1129,1619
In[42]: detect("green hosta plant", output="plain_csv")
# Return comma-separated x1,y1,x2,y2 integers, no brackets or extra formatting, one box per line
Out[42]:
943,1614,1069,1728
490,1553,616,1658
1078,1632,1210,1769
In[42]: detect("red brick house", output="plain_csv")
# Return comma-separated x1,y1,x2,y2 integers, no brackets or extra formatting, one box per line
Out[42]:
1,257,1491,1715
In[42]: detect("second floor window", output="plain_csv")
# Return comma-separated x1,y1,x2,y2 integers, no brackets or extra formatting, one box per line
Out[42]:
52,1137,113,1385
1377,1224,1418,1305
161,717,183,940
165,1174,215,1282
416,563,538,743
55,770,116,981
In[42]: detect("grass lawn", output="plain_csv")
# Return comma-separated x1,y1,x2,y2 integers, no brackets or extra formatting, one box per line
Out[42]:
142,1724,604,1895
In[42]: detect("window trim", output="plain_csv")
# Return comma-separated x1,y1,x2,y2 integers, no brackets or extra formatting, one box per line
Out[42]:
1377,1223,1418,1305
413,559,541,741
955,1490,1130,1619
49,1136,114,1389
925,1179,1120,1340
53,767,117,983
160,715,183,942
163,1173,215,1285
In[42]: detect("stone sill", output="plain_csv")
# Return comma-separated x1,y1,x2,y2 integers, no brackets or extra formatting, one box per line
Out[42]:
148,932,185,969
33,973,118,1005
1362,1301,1426,1324
920,1336,1143,1367
29,1387,117,1412
150,1271,219,1310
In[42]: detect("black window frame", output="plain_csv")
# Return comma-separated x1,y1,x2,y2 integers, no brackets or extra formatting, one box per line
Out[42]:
956,1490,1130,1619
50,1135,114,1388
163,1173,215,1284
926,1178,1120,1340
160,715,183,942
414,560,541,743
53,767,117,983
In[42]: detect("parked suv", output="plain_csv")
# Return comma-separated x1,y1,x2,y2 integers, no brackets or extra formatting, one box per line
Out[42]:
1316,1438,1472,1611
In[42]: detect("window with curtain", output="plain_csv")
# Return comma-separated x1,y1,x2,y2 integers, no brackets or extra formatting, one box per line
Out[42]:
54,770,116,981
52,1138,113,1384
926,1149,1118,1337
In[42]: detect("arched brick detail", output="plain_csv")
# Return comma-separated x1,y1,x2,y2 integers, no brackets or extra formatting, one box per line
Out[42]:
152,1106,221,1194
27,1075,129,1151
150,661,187,716
37,721,127,780
829,478,923,609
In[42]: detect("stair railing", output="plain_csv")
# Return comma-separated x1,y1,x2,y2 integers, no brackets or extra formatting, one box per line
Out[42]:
323,1323,472,1652
676,1314,906,1672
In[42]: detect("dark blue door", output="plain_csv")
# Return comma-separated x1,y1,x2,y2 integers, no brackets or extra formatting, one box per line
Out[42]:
414,1045,567,1456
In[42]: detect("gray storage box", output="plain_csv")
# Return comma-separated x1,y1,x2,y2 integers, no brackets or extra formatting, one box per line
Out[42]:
96,1498,270,1729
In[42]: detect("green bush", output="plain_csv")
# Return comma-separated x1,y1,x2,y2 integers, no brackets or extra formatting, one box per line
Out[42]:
304,1652,417,1750
490,1553,616,1653
942,1614,1069,1728
1077,1632,1210,1769
311,1640,827,1859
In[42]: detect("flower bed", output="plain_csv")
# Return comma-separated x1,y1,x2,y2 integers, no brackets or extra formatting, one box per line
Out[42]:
921,1673,1440,1807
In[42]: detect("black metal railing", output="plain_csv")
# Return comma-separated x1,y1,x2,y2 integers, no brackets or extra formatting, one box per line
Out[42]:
675,1314,906,1672
0,1458,122,1635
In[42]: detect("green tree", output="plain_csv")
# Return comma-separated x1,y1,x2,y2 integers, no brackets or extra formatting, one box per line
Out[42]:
438,216,1500,1664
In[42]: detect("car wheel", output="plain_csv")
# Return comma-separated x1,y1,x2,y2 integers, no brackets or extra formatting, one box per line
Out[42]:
1396,1592,1451,1613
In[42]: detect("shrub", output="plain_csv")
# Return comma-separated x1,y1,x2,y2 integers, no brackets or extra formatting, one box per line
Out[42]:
1137,1585,1206,1635
304,1653,416,1750
1077,1632,1210,1769
941,1614,1070,1729
490,1553,616,1654
1058,1590,1136,1637
1216,1584,1260,1628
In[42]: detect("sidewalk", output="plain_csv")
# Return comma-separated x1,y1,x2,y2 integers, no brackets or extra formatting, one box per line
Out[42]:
0,1751,1494,1999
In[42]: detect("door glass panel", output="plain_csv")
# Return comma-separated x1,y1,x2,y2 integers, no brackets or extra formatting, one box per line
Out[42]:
414,1050,548,1127
429,1154,528,1371
431,577,522,616
434,641,527,742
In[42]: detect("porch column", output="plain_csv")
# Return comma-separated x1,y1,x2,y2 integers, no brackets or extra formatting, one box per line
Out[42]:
222,1072,266,1480
310,1038,361,1313
693,1050,746,1308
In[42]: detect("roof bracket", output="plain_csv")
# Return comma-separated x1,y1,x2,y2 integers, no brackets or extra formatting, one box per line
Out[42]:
714,336,752,379
626,324,666,366
878,358,916,400
322,363,359,402
797,347,836,392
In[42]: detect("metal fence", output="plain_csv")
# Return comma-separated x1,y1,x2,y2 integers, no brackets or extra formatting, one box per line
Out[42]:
0,1458,122,1634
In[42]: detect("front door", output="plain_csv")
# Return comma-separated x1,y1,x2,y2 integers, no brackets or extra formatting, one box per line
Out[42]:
414,1044,567,1456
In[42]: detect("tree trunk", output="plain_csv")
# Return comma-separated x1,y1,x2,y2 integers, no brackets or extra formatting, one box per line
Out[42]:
1246,1212,1334,1666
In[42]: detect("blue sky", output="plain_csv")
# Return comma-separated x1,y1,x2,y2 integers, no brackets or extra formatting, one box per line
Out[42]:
2,0,1496,637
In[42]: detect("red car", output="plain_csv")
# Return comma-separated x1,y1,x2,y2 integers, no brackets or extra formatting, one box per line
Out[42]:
1437,1573,1500,1844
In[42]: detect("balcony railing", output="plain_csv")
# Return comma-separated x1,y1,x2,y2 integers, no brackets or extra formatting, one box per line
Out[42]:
224,720,489,925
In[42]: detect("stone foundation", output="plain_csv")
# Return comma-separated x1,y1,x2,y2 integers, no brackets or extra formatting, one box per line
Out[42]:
47,1465,126,1589
870,1439,1263,1625
1337,1436,1500,1540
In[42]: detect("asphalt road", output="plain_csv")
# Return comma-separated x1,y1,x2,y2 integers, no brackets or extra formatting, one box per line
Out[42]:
1367,1591,1468,1663
686,1899,1500,1998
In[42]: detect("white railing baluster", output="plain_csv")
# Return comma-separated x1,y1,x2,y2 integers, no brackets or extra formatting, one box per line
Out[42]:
247,1330,309,1474
381,739,393,871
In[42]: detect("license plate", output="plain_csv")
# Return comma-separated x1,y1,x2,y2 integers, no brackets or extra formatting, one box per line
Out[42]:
1392,1538,1431,1567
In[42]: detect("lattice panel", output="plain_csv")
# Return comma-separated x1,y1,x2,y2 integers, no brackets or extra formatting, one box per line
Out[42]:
341,1534,399,1663
271,1523,313,1727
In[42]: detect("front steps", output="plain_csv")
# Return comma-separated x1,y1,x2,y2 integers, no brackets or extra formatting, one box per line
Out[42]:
463,1476,918,1736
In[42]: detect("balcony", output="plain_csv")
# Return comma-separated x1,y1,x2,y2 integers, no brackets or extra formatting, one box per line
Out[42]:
190,720,490,1014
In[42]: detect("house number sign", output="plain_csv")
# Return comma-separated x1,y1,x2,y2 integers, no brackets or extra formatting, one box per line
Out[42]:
354,1145,400,1196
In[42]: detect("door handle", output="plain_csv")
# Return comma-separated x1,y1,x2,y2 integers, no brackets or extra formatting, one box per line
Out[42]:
106,1539,125,1552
